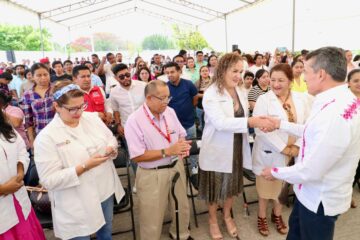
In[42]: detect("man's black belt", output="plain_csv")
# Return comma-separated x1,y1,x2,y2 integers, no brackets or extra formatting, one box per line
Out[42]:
144,160,178,170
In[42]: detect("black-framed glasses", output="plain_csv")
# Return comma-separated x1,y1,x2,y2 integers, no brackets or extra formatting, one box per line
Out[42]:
151,95,172,104
117,72,131,80
62,102,88,114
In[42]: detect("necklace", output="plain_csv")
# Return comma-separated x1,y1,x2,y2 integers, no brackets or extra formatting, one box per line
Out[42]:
277,91,295,122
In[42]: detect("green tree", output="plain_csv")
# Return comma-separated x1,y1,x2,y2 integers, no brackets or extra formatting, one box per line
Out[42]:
93,32,126,51
142,34,174,50
0,24,52,51
172,25,210,50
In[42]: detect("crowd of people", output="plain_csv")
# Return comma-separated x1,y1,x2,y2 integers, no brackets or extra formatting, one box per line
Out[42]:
0,46,360,240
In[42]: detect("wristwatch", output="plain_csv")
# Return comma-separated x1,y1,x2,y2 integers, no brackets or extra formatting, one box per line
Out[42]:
161,149,166,158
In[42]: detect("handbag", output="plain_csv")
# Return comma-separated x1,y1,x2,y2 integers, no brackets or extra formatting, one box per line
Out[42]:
26,186,52,215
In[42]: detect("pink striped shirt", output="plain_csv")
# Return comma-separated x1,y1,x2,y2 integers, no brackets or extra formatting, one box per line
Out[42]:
124,103,186,169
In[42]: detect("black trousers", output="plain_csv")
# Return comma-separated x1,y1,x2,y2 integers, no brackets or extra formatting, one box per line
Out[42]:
287,199,338,240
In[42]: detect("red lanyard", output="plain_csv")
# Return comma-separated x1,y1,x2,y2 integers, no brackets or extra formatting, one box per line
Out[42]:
143,105,171,143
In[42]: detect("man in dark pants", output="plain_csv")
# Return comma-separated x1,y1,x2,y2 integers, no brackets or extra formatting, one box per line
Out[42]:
262,47,360,240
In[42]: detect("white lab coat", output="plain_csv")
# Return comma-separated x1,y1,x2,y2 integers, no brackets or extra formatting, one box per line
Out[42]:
0,132,30,234
199,84,252,173
34,112,125,240
251,90,311,175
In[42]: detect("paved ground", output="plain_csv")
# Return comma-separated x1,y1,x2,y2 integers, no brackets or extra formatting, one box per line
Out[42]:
44,175,360,240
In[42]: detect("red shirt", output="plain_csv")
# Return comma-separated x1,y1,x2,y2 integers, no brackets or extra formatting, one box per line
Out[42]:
84,86,105,113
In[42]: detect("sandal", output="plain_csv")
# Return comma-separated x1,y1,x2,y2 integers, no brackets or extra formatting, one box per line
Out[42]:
224,217,238,238
351,199,357,208
257,216,270,236
209,222,223,240
271,210,288,234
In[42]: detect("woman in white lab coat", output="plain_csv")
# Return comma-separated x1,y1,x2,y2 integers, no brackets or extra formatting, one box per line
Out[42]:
34,81,124,240
252,63,310,237
0,108,45,239
198,53,275,240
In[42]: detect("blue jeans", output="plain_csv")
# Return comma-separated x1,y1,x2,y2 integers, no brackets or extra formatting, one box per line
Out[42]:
287,199,338,240
70,194,114,240
185,124,198,171
196,107,204,131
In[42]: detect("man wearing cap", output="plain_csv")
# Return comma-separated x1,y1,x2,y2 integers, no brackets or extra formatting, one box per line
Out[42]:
40,57,55,75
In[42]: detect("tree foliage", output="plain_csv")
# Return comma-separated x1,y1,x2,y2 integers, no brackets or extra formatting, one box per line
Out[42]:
93,32,126,51
70,37,92,52
172,25,210,51
0,24,52,51
142,34,174,50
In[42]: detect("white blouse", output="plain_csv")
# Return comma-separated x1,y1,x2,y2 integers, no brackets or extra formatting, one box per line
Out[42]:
0,132,30,234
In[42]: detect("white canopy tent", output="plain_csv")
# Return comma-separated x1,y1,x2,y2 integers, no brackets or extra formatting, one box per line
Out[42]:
1,0,359,54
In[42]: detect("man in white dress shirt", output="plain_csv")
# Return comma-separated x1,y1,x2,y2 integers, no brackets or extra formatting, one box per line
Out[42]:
110,63,146,137
262,46,360,240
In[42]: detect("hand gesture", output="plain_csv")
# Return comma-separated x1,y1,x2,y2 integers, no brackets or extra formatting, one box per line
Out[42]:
1,176,24,195
85,155,110,170
249,116,278,132
101,56,107,63
289,145,299,157
261,167,275,181
117,125,125,137
167,139,191,157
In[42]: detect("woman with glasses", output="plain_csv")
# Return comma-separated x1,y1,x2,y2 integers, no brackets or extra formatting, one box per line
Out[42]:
34,81,125,240
131,60,147,80
252,64,310,237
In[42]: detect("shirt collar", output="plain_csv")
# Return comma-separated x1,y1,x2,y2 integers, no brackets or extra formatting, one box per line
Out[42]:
143,102,165,120
314,84,348,104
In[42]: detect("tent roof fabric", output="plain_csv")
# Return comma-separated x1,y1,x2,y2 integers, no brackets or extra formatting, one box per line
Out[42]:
7,0,262,28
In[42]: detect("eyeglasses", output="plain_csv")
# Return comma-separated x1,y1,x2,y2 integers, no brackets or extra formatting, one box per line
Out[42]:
138,64,145,68
117,72,131,80
151,95,172,104
62,102,88,114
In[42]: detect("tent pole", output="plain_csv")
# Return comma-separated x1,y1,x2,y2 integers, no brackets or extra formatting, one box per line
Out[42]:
38,13,44,57
224,14,228,52
291,0,296,53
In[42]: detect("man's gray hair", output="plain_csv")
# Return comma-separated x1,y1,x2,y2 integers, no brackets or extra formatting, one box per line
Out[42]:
305,46,347,82
144,80,167,97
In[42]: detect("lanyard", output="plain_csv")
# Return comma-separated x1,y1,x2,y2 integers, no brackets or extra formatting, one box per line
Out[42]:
143,105,171,143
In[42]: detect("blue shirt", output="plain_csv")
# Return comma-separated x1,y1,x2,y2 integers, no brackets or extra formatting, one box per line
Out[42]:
9,75,26,98
167,78,198,129
91,74,104,87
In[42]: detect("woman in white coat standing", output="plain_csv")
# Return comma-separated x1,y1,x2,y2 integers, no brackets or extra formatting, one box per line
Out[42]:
198,53,276,240
252,63,310,237
0,107,45,239
34,80,124,240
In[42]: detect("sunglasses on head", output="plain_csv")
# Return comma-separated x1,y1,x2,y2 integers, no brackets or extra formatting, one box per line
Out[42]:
117,72,131,80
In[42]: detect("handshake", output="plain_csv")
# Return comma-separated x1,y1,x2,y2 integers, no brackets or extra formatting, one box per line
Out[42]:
248,116,281,132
